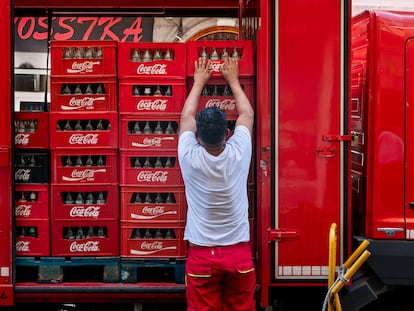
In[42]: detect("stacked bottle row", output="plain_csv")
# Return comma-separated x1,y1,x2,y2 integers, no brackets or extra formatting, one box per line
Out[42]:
14,94,50,256
117,42,187,258
49,40,119,257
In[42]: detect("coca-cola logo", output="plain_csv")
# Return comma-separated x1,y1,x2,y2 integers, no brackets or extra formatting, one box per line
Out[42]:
69,240,100,252
15,204,32,217
69,206,101,218
130,242,177,255
136,63,167,75
142,205,165,215
205,99,236,111
15,169,31,181
67,61,101,73
137,170,168,183
62,168,107,182
69,133,99,145
210,60,224,72
131,137,175,148
136,99,168,111
63,97,105,111
16,241,30,252
15,133,30,145
131,206,177,220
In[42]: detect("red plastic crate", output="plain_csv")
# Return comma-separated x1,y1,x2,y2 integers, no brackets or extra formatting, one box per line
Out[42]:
119,150,182,186
119,115,179,151
187,40,254,77
51,219,119,256
50,40,117,77
49,111,118,149
120,186,186,223
15,184,49,219
120,221,186,258
118,78,186,114
50,183,119,220
51,149,118,184
118,42,186,78
14,112,49,149
187,77,254,118
50,77,118,112
15,218,50,256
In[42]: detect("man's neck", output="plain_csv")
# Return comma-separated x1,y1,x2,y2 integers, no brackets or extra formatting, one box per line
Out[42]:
204,143,226,156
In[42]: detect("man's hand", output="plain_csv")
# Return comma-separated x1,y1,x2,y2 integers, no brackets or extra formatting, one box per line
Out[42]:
194,59,212,87
221,57,239,85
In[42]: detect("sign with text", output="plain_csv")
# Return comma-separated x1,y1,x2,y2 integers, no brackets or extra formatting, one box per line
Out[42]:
14,16,154,52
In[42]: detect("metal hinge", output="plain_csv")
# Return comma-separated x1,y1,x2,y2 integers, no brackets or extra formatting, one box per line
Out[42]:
267,228,301,242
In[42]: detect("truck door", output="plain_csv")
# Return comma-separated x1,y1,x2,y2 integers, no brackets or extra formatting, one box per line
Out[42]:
405,38,414,238
271,0,348,282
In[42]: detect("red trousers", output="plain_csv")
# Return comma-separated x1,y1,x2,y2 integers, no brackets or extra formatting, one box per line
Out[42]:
185,242,256,311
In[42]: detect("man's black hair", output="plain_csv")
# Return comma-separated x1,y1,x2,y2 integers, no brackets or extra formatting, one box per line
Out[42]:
196,106,227,146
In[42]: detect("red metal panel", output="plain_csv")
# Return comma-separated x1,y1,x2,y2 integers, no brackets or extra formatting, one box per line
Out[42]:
274,0,345,281
14,0,239,9
0,6,12,301
405,38,414,238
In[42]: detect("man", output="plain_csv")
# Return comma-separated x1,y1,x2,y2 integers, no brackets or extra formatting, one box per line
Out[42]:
178,57,255,311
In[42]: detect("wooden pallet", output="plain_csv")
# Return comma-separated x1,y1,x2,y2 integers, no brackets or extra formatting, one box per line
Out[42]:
16,256,120,283
120,258,185,284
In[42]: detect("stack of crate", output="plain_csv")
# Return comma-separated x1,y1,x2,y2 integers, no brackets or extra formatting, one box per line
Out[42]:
186,41,256,247
49,40,119,256
14,102,50,256
117,42,188,259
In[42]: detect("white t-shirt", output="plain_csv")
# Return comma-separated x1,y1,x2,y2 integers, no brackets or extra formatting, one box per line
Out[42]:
178,126,252,246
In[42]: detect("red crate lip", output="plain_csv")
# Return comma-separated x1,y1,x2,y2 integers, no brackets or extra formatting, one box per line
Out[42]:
14,112,49,149
50,40,117,77
118,42,187,78
120,222,186,258
50,183,119,220
119,116,179,151
15,218,50,256
51,149,118,184
51,219,119,256
120,186,186,222
50,77,118,112
15,184,49,219
119,150,182,186
118,78,186,114
186,40,254,77
49,111,118,149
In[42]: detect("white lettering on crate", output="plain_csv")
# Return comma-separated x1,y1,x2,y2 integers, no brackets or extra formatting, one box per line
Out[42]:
15,204,32,217
67,61,101,73
16,241,30,252
205,99,236,111
136,99,168,111
136,63,167,75
63,97,105,110
69,241,100,252
137,171,168,182
69,133,99,145
62,168,107,181
15,133,30,145
70,206,101,218
131,137,174,148
15,169,31,181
